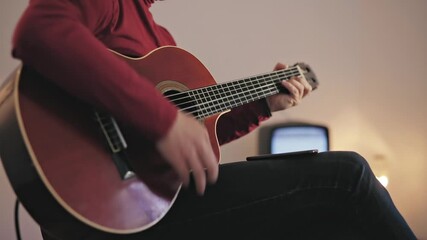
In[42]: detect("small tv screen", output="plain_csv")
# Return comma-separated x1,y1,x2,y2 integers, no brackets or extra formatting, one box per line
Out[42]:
258,123,329,154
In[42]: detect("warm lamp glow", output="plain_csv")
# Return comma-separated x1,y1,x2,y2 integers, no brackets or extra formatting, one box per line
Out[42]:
376,175,389,188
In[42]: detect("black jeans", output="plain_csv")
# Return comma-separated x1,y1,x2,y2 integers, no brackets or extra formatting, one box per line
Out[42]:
43,151,417,240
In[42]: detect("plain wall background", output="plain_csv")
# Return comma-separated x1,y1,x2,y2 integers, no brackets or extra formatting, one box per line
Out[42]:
1,0,426,239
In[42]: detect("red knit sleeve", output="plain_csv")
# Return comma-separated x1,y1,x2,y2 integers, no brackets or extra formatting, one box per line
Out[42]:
12,0,177,141
216,99,271,145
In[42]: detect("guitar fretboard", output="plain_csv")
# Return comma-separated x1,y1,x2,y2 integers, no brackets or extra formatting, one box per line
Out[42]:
167,66,301,119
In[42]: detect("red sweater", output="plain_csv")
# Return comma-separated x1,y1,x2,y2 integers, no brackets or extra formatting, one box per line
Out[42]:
12,0,271,145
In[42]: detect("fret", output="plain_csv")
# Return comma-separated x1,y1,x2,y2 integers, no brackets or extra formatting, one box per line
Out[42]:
184,90,201,117
200,88,208,116
237,83,244,104
245,81,258,104
203,86,215,116
225,82,238,108
205,86,213,104
204,88,214,116
253,78,264,98
209,87,220,115
219,87,230,110
239,80,250,104
196,88,209,117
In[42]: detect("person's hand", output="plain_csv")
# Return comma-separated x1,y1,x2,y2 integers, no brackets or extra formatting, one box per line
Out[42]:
156,111,219,195
266,63,313,112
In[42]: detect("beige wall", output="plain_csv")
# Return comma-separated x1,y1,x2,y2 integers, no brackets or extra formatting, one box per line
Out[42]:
1,0,426,239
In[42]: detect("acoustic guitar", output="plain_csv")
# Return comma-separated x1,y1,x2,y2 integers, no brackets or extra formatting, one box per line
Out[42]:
0,46,318,239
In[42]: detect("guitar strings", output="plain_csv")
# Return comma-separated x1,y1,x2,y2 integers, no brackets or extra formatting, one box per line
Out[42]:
169,67,299,108
174,70,299,118
187,69,299,117
168,67,301,119
187,84,280,119
165,66,298,101
175,81,276,113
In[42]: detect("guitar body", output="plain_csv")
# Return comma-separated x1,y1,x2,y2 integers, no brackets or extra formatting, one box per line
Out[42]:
0,46,221,239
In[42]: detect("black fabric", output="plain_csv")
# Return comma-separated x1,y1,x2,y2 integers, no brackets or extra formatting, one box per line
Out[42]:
42,151,417,240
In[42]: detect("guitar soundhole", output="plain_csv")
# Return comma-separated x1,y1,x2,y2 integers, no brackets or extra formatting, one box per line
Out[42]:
164,90,199,118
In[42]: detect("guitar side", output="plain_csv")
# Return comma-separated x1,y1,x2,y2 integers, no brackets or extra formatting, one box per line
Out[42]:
0,46,222,239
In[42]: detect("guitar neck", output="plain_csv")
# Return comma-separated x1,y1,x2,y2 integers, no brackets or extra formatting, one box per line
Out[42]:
168,66,302,119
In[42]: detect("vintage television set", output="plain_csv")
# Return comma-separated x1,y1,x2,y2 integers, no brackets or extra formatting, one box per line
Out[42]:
258,122,330,155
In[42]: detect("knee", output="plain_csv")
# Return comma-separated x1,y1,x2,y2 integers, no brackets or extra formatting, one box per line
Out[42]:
338,151,370,168
320,150,367,163
333,151,376,182
321,151,375,179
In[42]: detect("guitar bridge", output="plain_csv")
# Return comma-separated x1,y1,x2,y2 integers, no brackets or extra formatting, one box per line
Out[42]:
94,110,135,180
